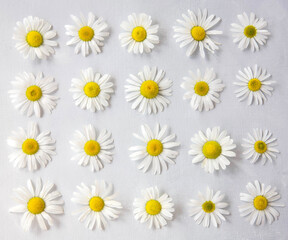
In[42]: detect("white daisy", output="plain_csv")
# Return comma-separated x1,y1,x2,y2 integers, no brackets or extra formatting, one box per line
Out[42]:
189,127,236,173
70,67,114,112
13,16,57,60
125,66,172,114
9,72,58,118
119,13,159,54
129,123,180,175
231,12,270,52
239,180,284,225
65,12,109,57
71,180,122,230
181,68,225,112
70,124,114,172
7,122,56,171
9,178,64,231
242,129,279,165
173,9,222,58
234,65,274,105
133,186,174,229
189,187,229,228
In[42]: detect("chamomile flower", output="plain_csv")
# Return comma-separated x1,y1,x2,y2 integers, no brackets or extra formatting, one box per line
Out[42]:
234,65,274,105
181,68,225,111
7,122,56,171
70,67,114,112
189,127,236,173
70,124,114,172
242,129,279,165
173,9,222,58
71,180,122,230
133,186,174,229
231,12,270,52
239,180,284,225
189,187,229,228
125,66,172,115
9,178,64,231
65,12,109,57
119,13,159,54
13,16,57,60
129,123,180,175
9,72,58,118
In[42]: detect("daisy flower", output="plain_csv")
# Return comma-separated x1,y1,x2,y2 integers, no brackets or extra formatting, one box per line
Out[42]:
234,65,274,105
71,180,122,230
70,67,114,112
65,12,109,57
129,123,180,174
13,16,57,60
242,129,279,165
189,127,236,173
119,13,159,54
7,122,56,171
125,66,172,114
70,124,114,172
9,72,58,118
239,180,284,225
231,12,270,52
133,186,174,229
9,178,64,231
189,187,229,228
181,68,225,111
173,9,222,58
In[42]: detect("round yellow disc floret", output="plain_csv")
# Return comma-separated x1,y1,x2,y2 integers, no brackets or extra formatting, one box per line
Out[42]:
147,139,163,156
202,200,215,213
78,26,95,41
202,141,222,159
194,81,209,96
244,25,257,38
26,31,43,47
22,139,39,155
191,26,206,41
248,78,262,92
145,199,162,215
27,197,45,214
140,80,159,99
253,195,268,210
84,140,101,156
89,196,105,212
254,140,267,154
84,82,101,98
26,85,42,101
131,26,147,42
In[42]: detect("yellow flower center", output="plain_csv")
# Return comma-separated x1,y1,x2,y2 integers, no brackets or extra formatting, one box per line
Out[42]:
27,197,45,214
191,26,206,41
22,139,39,155
244,25,257,38
84,82,101,98
26,85,42,101
26,31,43,47
202,200,215,213
84,140,101,156
89,196,105,212
78,26,95,41
131,26,147,42
140,80,159,99
248,78,262,92
194,81,210,96
254,140,267,154
253,195,268,210
202,141,222,159
145,199,162,215
147,139,163,156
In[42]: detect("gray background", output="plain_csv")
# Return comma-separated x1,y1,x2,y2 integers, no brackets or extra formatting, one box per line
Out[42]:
0,0,287,239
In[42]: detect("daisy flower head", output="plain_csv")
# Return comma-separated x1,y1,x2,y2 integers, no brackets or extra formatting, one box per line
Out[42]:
65,12,109,57
13,16,57,60
181,68,225,111
125,66,172,115
70,124,114,172
242,129,279,165
9,178,64,231
71,180,122,230
234,65,274,105
129,123,180,175
189,187,229,228
189,127,236,173
9,72,58,118
239,180,284,225
119,13,159,54
231,12,270,52
7,122,56,171
133,186,174,229
173,9,222,58
70,67,114,112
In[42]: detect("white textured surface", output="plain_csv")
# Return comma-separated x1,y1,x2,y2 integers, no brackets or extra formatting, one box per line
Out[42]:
0,0,287,239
